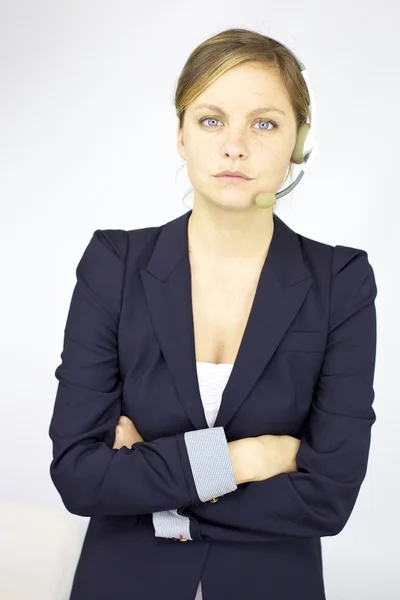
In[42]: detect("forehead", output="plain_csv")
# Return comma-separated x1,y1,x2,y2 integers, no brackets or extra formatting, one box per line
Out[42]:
190,63,292,113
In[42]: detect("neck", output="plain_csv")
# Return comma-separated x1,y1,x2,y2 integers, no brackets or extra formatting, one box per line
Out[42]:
187,203,274,264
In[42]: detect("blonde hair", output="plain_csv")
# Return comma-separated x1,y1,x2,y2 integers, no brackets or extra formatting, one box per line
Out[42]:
174,27,311,209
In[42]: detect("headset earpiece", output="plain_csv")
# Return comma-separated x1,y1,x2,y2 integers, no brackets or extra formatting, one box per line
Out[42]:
291,122,311,165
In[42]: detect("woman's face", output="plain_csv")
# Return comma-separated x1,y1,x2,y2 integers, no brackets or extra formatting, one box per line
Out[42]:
177,61,298,211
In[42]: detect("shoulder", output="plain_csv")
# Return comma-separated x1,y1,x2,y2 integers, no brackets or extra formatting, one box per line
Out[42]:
296,230,374,280
96,225,161,261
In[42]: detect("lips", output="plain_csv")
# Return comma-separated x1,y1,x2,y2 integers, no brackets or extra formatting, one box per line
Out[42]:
215,170,251,179
215,174,251,182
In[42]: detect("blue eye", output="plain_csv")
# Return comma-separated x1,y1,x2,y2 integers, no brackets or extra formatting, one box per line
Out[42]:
256,119,278,130
199,117,278,130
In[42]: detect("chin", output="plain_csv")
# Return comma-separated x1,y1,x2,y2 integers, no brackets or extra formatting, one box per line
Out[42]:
195,185,253,209
212,196,254,210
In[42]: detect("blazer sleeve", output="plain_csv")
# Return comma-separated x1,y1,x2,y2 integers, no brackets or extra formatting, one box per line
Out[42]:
48,230,237,518
176,246,378,542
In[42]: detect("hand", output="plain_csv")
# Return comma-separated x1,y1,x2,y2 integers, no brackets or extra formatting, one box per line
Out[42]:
113,415,144,450
229,434,300,485
252,435,300,482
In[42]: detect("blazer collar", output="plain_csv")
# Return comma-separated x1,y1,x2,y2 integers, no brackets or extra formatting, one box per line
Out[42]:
139,209,312,431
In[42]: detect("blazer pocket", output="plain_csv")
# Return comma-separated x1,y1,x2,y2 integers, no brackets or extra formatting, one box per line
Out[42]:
278,330,326,353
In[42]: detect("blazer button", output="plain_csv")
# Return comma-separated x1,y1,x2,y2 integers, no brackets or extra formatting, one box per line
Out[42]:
210,497,219,503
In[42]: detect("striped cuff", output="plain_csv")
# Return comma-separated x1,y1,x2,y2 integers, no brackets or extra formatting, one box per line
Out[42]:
152,509,192,541
184,426,238,502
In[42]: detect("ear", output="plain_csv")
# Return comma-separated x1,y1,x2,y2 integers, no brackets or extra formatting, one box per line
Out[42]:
176,120,186,161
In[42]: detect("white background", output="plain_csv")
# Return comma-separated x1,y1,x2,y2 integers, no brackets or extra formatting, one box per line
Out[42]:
1,1,398,598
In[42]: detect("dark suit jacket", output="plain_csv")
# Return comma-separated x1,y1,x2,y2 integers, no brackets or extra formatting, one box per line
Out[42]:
48,209,378,600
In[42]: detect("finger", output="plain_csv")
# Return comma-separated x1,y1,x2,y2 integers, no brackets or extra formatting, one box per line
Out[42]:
120,417,138,432
119,415,135,427
114,426,123,443
116,424,131,439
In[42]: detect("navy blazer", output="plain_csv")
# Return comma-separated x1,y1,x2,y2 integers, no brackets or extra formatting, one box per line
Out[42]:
48,209,378,600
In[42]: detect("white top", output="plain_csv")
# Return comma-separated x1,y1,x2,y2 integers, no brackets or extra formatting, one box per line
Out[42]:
193,361,234,600
195,361,234,427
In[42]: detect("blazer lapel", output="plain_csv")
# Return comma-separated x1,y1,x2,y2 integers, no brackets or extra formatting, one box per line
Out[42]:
140,209,313,432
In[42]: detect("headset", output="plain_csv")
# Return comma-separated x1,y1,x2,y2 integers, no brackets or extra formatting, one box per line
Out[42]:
254,36,317,209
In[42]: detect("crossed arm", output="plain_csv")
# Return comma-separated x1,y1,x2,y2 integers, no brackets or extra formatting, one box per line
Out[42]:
113,419,300,541
113,420,299,486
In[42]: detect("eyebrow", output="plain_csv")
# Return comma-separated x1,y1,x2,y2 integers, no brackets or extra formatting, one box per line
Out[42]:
193,103,286,117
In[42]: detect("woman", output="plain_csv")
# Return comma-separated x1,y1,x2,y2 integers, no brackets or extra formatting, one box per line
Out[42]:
49,28,377,600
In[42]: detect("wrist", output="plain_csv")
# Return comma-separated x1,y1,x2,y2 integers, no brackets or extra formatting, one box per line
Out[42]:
228,438,259,485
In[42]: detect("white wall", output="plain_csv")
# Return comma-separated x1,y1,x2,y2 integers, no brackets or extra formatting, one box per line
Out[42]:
0,1,398,598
